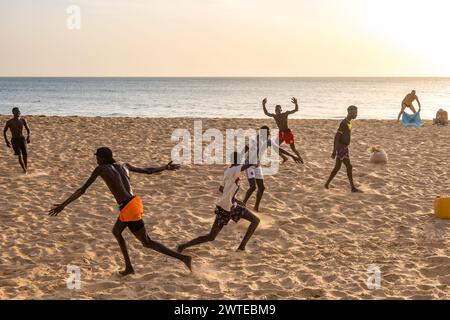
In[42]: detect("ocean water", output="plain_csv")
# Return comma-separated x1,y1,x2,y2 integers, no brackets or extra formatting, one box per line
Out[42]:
0,77,449,119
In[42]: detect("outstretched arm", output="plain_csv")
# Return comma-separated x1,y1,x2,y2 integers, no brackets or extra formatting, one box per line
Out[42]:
286,97,299,115
262,98,275,117
125,161,180,175
23,119,31,143
3,122,10,148
49,168,101,216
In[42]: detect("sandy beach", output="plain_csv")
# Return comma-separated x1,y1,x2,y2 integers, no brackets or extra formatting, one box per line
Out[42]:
0,115,449,300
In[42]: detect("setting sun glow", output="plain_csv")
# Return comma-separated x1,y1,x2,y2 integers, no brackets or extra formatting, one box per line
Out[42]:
1,0,449,76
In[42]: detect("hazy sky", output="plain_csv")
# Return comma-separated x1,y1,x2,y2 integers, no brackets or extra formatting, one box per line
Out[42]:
1,0,450,76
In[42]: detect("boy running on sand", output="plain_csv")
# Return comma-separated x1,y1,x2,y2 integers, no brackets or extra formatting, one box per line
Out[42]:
49,147,192,276
3,107,31,173
176,152,260,253
242,126,302,212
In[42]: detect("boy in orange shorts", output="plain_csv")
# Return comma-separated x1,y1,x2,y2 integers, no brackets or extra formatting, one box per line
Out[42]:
49,147,191,276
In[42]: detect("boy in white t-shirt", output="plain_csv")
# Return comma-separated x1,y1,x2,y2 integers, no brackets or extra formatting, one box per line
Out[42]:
243,126,302,211
176,152,260,252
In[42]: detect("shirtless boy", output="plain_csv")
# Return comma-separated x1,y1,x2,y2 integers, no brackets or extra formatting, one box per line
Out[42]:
49,147,192,276
263,97,304,163
3,107,31,173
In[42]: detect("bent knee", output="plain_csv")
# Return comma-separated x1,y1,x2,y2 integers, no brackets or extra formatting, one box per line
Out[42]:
141,239,153,247
112,228,122,238
248,187,257,193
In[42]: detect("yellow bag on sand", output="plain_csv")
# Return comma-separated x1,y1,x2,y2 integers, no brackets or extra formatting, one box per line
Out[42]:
435,196,450,219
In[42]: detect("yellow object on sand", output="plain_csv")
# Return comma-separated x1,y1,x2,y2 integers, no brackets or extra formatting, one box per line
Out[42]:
435,196,450,219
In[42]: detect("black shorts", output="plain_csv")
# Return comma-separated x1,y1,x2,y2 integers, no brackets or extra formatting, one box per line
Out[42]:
11,137,27,156
116,218,145,233
215,205,249,228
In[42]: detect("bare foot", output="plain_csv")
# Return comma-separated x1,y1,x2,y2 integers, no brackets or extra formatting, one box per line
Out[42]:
176,244,184,253
237,246,246,251
324,184,330,190
118,268,135,277
183,255,192,272
352,187,362,193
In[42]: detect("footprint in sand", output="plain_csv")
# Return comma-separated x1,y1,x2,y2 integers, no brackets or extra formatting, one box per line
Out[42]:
420,265,449,277
84,281,122,292
18,170,50,178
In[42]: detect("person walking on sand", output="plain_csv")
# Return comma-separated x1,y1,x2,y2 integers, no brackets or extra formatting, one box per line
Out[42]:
3,107,31,173
325,106,361,193
176,152,260,253
398,90,422,121
242,126,302,212
49,147,192,276
263,97,304,163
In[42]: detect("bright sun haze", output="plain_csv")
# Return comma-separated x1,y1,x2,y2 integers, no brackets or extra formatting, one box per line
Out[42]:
1,0,449,76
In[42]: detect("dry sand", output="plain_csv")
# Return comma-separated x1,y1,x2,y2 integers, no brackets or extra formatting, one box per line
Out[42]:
0,116,449,300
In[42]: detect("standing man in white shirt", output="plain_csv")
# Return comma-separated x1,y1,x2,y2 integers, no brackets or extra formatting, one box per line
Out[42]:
176,152,260,252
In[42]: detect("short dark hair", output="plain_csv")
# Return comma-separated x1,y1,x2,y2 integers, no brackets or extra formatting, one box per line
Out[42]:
12,107,19,113
348,105,357,112
95,147,116,164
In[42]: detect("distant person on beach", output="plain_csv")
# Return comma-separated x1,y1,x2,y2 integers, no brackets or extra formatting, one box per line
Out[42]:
325,106,361,193
176,152,260,253
3,107,31,173
49,147,192,276
242,126,302,212
398,90,422,121
263,97,304,163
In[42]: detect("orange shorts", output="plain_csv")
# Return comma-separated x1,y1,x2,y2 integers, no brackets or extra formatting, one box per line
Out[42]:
119,195,144,222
